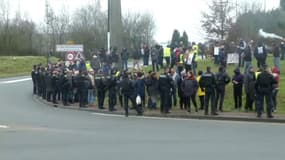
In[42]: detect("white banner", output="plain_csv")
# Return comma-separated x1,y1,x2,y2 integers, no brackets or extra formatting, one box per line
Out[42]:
227,53,239,64
56,44,84,52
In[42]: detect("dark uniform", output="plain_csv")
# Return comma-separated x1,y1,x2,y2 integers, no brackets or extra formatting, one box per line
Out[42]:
62,72,72,106
31,66,37,95
95,73,106,109
45,72,53,102
120,74,136,117
35,67,42,96
106,73,117,111
51,72,59,104
199,67,217,115
40,68,47,99
255,68,277,118
215,67,230,112
77,72,90,108
158,72,174,113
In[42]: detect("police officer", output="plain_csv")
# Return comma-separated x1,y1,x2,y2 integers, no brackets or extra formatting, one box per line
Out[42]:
95,71,106,109
215,66,230,112
255,65,277,118
254,41,267,68
45,70,53,102
51,70,59,105
199,66,218,115
62,70,72,106
158,68,174,114
77,70,90,108
106,69,118,111
35,66,42,96
31,65,38,95
120,72,136,117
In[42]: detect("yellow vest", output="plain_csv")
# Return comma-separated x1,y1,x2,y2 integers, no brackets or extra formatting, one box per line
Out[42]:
197,76,205,96
193,44,199,55
164,47,171,57
115,71,121,77
86,62,92,71
179,54,184,63
255,71,261,79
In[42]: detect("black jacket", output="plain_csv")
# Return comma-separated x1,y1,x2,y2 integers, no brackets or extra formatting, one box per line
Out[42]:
120,77,135,96
158,74,174,93
255,71,277,94
181,78,198,97
199,72,216,91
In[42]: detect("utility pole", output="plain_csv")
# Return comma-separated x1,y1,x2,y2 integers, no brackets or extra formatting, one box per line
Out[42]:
235,0,238,18
264,0,266,12
108,0,123,70
45,0,50,65
107,0,110,55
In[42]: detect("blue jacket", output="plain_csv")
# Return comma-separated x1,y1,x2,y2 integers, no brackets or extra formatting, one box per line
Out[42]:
135,78,145,97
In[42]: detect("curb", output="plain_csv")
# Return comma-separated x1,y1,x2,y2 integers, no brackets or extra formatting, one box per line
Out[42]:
33,96,285,124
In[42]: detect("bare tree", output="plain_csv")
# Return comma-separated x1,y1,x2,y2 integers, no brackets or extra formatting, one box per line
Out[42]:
201,0,234,40
122,12,156,49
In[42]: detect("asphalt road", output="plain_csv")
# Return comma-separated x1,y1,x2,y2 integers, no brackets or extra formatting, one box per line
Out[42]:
0,77,285,160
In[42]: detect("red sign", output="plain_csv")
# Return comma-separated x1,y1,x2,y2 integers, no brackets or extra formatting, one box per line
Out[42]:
65,51,76,61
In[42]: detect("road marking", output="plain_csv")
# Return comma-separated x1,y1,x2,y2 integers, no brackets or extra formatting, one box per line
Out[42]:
0,78,31,84
0,125,9,129
91,112,285,126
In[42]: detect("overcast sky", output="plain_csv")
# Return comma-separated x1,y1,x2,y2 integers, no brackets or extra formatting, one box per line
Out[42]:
7,0,280,42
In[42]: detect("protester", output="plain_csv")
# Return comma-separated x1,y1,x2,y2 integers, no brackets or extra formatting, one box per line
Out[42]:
151,45,159,72
121,48,129,70
170,68,180,108
243,43,252,74
254,41,267,68
271,66,280,112
243,66,256,112
272,43,280,71
196,70,205,110
163,45,171,67
238,39,247,67
232,68,243,111
280,42,285,60
143,45,150,66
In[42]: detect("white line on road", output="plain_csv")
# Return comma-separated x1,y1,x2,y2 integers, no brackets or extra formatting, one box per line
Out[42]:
0,125,9,129
0,78,31,84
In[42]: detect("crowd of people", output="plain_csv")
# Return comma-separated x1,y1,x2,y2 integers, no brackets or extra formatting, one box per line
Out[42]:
31,40,282,118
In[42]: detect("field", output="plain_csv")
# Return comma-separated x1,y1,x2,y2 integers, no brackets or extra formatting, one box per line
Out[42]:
0,56,58,78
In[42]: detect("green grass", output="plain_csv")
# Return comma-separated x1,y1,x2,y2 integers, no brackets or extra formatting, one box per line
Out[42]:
136,56,285,114
195,55,285,114
0,56,58,78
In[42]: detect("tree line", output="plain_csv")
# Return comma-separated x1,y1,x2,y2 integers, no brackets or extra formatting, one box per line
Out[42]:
0,0,156,56
202,0,285,43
